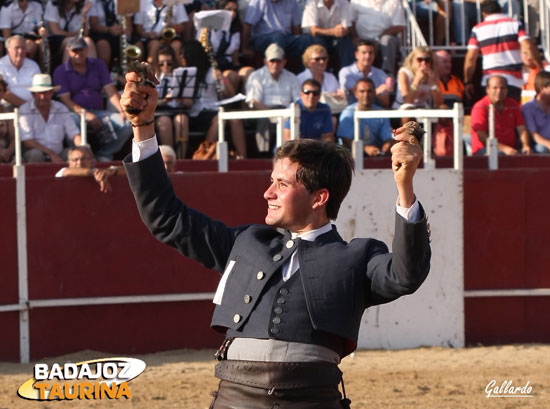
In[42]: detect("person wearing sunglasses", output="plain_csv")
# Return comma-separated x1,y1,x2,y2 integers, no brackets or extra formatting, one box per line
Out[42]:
283,79,334,142
298,44,347,117
393,46,443,114
153,45,191,155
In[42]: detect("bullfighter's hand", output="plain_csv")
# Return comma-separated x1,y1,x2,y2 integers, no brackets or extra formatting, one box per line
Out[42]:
391,122,424,207
120,64,159,128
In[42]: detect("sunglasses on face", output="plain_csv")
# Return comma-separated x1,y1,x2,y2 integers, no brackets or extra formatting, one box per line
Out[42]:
302,89,320,96
311,56,328,62
159,61,173,66
416,57,431,63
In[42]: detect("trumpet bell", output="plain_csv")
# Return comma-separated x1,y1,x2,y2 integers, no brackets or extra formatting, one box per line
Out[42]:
125,45,142,60
162,27,176,42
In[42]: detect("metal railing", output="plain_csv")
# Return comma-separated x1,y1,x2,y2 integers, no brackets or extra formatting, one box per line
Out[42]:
541,0,550,61
353,103,465,171
406,0,543,51
401,0,428,56
216,103,300,172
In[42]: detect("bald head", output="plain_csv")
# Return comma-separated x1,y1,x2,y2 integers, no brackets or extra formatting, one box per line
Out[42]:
435,50,452,78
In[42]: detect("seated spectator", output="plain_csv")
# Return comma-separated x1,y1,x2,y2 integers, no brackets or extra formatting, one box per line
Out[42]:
44,0,97,65
337,77,393,156
350,0,405,76
246,43,300,152
301,0,354,67
55,145,124,193
183,40,246,159
297,44,346,119
463,0,537,102
154,45,191,153
434,49,463,156
0,35,40,108
20,74,82,163
471,75,531,156
522,71,550,153
195,0,253,93
89,0,133,69
0,0,43,59
135,0,189,64
159,144,181,173
338,39,390,106
242,0,313,59
53,37,132,161
520,46,545,105
436,49,464,107
0,76,14,163
393,46,443,113
283,79,334,142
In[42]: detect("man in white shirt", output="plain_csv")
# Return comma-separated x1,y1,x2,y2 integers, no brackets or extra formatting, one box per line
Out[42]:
301,0,354,67
245,43,300,152
0,0,43,58
0,35,40,107
350,0,406,76
20,74,82,163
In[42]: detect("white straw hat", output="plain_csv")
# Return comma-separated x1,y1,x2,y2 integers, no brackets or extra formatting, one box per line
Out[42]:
28,74,61,93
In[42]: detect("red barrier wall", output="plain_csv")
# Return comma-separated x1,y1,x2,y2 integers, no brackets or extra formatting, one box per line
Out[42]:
2,161,550,360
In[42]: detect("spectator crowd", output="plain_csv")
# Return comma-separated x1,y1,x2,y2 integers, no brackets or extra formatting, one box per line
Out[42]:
0,0,549,165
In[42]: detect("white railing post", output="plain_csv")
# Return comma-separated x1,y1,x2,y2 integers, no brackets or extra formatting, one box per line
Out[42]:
487,104,498,170
453,103,464,171
217,107,228,172
11,107,30,363
80,108,87,146
421,117,436,170
541,0,550,62
276,117,283,148
352,110,364,171
290,102,299,140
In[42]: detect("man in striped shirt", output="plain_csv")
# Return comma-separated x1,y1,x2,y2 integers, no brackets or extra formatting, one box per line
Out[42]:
463,0,537,102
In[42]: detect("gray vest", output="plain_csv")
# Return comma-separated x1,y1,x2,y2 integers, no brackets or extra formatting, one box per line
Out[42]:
226,269,346,357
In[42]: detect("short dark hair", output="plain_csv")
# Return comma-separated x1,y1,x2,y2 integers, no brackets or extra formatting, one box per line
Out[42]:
274,140,354,220
480,0,502,15
301,78,321,91
354,39,377,53
534,71,550,94
356,77,375,89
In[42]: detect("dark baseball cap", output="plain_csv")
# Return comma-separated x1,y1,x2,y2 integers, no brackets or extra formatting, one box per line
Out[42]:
67,36,87,51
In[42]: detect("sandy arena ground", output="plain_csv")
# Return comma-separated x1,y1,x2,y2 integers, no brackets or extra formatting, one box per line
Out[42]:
1,344,548,408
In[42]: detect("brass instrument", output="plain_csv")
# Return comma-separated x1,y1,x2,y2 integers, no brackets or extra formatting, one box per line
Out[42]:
161,4,176,42
199,27,223,100
120,15,142,75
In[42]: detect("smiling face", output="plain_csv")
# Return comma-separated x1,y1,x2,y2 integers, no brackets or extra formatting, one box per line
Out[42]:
355,44,375,70
354,80,375,110
263,158,318,233
486,76,508,104
308,51,328,74
7,37,26,68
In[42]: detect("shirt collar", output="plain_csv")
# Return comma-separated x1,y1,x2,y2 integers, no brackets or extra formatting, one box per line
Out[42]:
290,222,332,241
